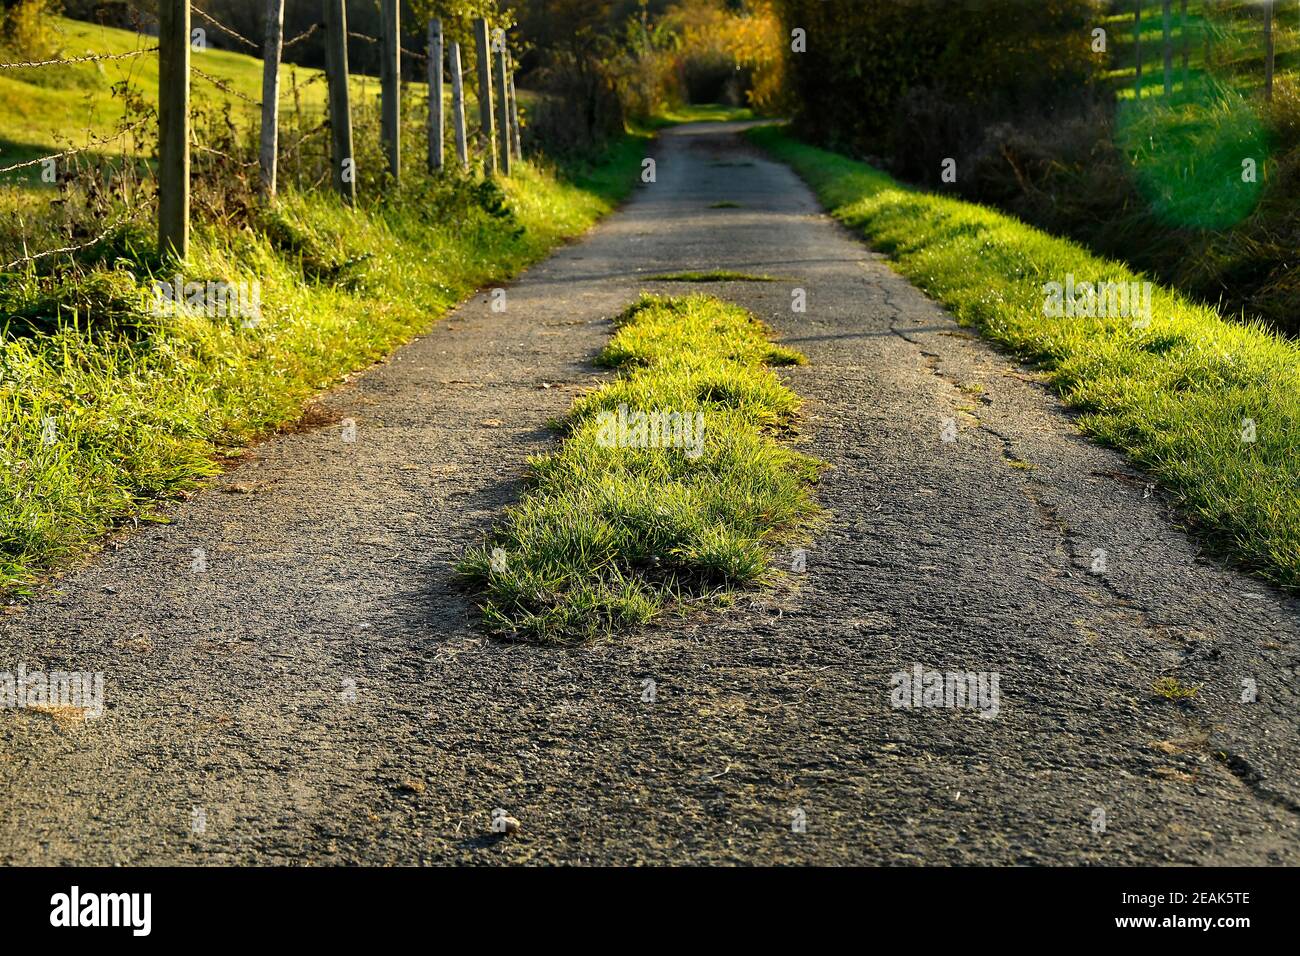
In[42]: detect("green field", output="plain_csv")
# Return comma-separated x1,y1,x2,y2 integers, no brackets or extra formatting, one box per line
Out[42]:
1,18,305,180
0,15,498,185
1103,0,1300,101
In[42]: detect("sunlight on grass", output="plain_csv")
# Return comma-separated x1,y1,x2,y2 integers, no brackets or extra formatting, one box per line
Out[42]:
1114,87,1269,228
457,294,821,644
646,270,782,282
0,134,648,593
750,124,1300,590
1,18,320,167
0,16,486,186
647,103,756,127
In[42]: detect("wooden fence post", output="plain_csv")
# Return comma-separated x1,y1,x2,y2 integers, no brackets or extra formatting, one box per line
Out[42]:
1203,6,1211,73
1264,0,1275,101
494,29,512,175
260,0,285,198
473,17,497,176
1162,0,1172,96
381,0,400,182
449,40,469,170
508,51,522,160
428,18,444,173
1179,0,1188,82
323,0,356,204
158,0,190,259
1135,1,1143,98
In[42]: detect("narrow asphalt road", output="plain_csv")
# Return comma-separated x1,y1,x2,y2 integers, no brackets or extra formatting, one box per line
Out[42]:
2,122,1296,865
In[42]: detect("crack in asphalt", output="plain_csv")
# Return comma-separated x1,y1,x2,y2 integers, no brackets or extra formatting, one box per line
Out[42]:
1214,747,1300,816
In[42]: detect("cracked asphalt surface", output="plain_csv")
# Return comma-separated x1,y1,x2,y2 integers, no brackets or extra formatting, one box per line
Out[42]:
1,121,1296,865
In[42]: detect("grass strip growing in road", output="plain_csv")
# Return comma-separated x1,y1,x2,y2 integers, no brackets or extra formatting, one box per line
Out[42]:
647,270,781,283
458,294,821,643
750,124,1300,590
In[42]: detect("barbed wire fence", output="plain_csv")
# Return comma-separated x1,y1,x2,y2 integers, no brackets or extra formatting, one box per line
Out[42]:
0,1,524,270
0,42,155,271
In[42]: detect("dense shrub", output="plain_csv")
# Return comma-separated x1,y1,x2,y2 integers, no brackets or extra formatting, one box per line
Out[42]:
773,0,1101,167
672,0,787,113
1,0,64,60
527,48,627,155
518,0,785,142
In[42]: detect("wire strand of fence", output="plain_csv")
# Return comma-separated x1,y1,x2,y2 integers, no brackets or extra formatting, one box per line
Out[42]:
280,121,330,156
283,23,322,49
3,11,462,273
193,142,260,169
193,7,260,52
347,30,426,61
0,47,156,70
193,66,262,107
0,119,150,177
1,212,134,272
187,14,320,56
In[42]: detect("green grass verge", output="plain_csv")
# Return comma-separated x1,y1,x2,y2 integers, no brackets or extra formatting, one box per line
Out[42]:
0,133,648,594
457,293,821,644
749,124,1300,590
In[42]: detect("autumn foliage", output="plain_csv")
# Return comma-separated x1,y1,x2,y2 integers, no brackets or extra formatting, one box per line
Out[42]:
615,0,789,118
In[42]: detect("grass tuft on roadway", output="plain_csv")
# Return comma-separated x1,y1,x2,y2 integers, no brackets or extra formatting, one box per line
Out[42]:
458,294,821,644
647,270,781,283
750,124,1300,590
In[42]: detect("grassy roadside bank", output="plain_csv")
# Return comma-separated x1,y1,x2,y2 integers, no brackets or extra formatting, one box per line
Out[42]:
458,294,821,644
0,135,647,595
749,125,1300,591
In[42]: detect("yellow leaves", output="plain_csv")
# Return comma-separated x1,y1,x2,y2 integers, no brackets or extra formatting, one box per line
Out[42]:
666,0,788,113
